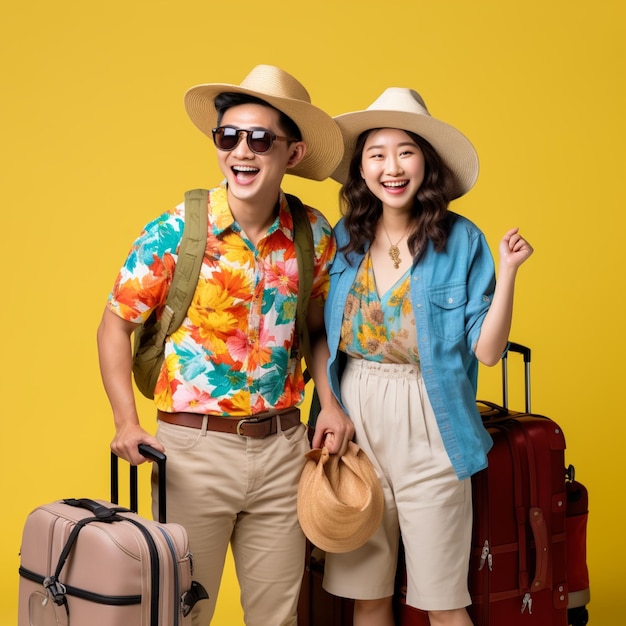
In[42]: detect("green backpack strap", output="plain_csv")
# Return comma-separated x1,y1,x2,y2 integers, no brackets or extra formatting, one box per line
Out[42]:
164,189,208,333
132,189,208,398
286,193,314,379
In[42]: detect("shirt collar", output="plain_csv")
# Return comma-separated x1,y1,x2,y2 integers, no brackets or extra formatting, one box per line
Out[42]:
208,182,295,241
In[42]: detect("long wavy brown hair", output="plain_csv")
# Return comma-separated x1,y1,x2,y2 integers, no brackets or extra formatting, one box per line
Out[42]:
340,129,457,262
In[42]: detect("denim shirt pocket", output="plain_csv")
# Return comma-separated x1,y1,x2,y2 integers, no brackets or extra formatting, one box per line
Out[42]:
428,283,468,342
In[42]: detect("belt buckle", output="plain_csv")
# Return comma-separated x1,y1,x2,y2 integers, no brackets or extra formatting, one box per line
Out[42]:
236,413,274,437
236,418,250,437
236,416,263,437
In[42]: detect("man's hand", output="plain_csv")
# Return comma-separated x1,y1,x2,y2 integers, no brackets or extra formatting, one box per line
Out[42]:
111,422,164,465
311,404,355,456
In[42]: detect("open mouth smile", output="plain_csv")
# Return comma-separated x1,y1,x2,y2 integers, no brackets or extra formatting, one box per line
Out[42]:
232,165,260,183
382,180,409,189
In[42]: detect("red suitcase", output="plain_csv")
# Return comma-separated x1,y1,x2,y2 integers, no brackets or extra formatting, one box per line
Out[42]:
468,343,568,625
18,444,208,626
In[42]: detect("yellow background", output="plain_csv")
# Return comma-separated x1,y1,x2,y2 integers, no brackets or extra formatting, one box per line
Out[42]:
1,0,624,624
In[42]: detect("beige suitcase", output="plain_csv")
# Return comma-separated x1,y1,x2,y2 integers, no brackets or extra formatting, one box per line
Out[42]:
18,445,207,626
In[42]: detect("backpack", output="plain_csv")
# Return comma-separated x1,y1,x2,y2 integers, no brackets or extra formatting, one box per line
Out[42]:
132,188,315,399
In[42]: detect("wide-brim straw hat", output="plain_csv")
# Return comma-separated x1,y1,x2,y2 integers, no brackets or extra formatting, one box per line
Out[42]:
297,442,384,553
184,64,344,181
332,87,479,198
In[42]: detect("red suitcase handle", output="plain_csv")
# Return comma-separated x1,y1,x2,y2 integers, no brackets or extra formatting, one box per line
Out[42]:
528,506,549,591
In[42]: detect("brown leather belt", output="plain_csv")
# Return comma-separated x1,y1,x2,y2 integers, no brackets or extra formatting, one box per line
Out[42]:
157,407,301,439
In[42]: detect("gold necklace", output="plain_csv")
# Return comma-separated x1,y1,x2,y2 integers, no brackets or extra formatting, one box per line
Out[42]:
382,223,408,269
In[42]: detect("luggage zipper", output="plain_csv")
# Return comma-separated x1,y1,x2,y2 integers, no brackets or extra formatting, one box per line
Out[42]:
478,540,493,572
156,531,209,619
157,527,181,626
477,467,491,626
124,518,160,626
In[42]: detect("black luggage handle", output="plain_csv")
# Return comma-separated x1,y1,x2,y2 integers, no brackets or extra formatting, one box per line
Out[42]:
110,444,167,523
507,342,531,361
502,342,531,413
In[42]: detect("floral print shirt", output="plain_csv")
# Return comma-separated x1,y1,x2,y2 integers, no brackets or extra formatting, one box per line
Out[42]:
108,184,334,416
339,251,419,364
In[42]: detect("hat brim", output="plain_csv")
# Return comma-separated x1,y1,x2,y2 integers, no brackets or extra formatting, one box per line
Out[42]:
185,83,344,181
331,109,479,198
297,444,384,553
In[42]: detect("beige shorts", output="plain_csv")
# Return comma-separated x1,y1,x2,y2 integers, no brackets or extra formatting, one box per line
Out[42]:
323,358,472,611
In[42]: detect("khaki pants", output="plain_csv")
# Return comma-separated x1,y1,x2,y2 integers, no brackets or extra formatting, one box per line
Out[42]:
152,416,309,625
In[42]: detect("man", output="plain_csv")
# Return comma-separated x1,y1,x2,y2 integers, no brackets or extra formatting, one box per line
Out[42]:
97,65,354,625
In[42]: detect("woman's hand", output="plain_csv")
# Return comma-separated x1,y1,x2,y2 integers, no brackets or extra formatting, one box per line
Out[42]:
499,227,534,271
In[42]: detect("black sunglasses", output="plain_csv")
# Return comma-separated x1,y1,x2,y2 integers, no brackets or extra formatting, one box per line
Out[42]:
211,126,296,154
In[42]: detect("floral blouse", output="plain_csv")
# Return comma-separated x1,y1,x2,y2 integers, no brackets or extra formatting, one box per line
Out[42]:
339,251,419,364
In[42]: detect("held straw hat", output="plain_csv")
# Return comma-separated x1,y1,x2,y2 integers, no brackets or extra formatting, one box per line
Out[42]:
184,65,344,181
332,87,479,198
297,442,384,553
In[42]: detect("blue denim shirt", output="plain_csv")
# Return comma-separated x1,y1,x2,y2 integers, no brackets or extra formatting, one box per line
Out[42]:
325,213,495,479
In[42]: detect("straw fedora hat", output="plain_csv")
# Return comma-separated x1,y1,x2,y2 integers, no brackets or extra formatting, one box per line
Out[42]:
297,442,384,553
184,65,343,181
332,87,479,198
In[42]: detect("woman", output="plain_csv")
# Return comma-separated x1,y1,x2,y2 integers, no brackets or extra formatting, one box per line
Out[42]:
321,88,533,626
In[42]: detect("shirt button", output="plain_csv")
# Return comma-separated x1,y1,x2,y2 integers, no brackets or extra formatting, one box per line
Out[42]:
448,298,454,304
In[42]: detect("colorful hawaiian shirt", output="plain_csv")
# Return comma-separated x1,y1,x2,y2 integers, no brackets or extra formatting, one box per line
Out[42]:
339,251,419,364
108,184,334,415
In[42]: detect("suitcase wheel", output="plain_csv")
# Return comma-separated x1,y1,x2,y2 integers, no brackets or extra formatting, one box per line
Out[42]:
568,606,589,626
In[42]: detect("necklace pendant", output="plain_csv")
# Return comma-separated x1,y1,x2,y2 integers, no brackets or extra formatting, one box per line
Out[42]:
388,244,401,269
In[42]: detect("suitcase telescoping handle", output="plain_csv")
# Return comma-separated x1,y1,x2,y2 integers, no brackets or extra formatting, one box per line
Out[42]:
110,444,167,523
502,342,531,413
